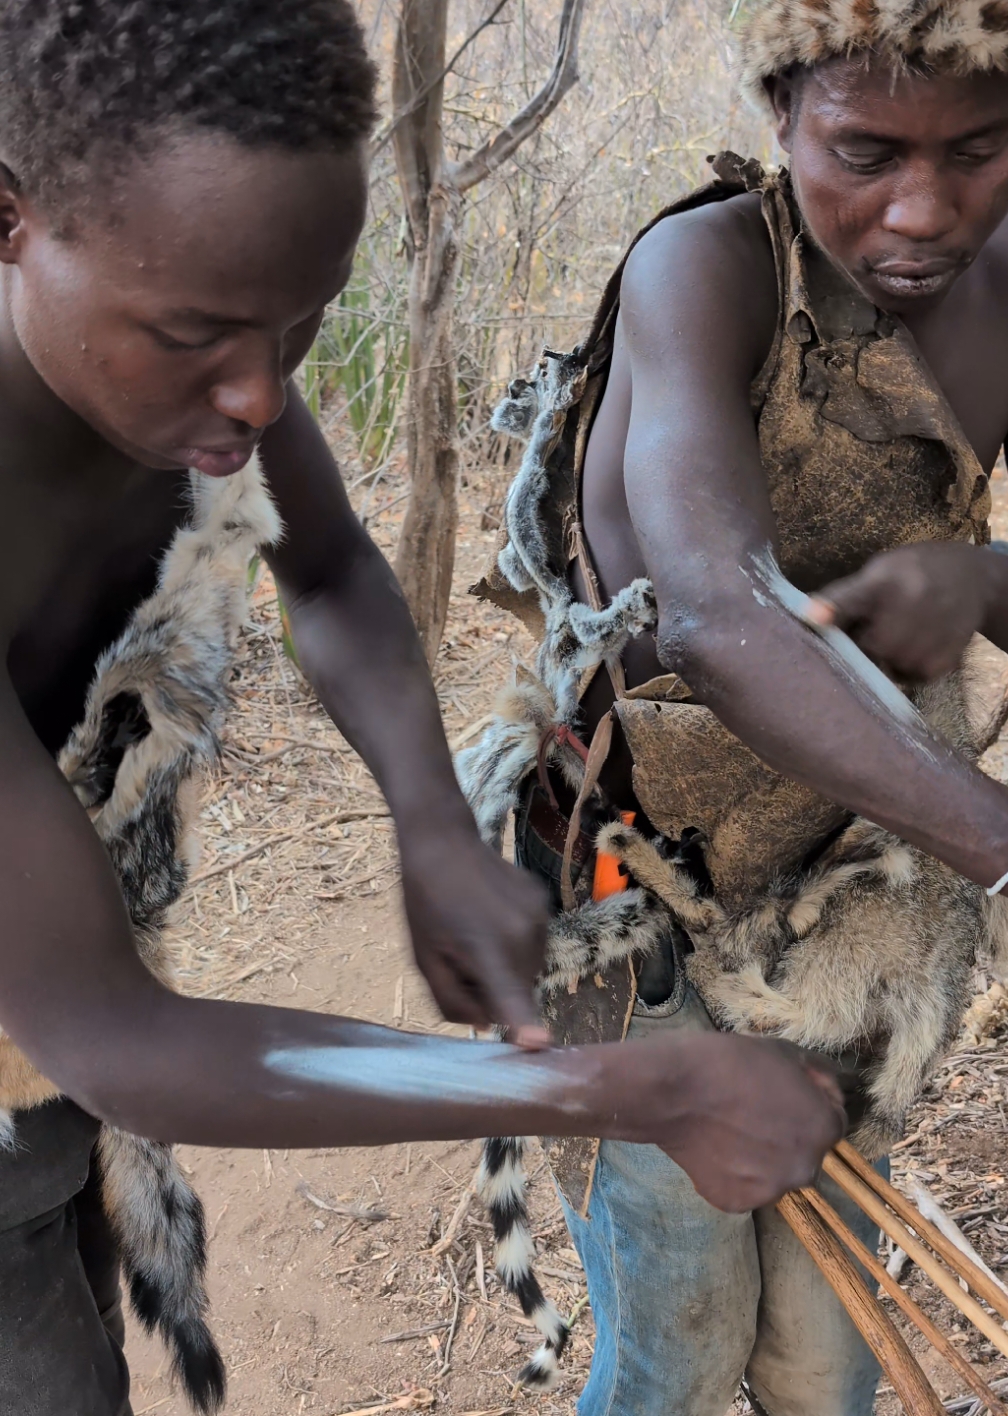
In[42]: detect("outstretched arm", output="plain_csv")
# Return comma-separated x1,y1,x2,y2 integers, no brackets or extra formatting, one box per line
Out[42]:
0,668,841,1212
259,392,548,1043
618,207,1008,887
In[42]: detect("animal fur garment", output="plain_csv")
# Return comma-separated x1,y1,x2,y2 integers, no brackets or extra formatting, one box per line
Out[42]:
0,453,280,1413
740,0,1008,100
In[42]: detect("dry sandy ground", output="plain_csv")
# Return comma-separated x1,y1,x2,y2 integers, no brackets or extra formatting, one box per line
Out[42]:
126,455,1008,1416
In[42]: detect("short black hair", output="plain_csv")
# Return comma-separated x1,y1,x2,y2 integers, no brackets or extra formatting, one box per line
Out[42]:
0,1,378,208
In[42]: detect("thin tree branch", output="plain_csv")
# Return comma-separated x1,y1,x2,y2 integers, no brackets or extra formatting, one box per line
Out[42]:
449,0,590,194
373,0,513,159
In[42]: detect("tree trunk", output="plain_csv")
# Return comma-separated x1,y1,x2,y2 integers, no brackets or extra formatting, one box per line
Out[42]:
390,0,459,666
393,180,461,665
390,0,590,665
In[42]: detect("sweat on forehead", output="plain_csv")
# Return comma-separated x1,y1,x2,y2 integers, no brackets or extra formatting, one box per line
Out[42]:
740,0,1008,101
0,0,377,214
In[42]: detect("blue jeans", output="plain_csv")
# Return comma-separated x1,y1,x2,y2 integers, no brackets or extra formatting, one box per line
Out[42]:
562,991,886,1416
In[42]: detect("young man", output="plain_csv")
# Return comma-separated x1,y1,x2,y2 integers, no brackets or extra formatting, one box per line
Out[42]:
464,2,1008,1413
0,5,845,1415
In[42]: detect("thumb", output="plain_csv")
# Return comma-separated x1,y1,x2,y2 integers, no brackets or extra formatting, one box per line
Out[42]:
804,1065,846,1118
803,595,836,629
806,571,880,633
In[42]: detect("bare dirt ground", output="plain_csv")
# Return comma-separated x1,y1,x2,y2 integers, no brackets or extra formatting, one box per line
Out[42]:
128,448,1008,1416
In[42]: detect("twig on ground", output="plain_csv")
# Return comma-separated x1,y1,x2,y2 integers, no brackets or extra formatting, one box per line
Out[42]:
296,1180,395,1223
380,1322,451,1345
190,808,390,884
439,1256,464,1376
430,1170,479,1256
906,1173,1008,1300
339,1390,435,1415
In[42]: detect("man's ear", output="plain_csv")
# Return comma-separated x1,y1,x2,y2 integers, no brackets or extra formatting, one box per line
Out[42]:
764,72,797,153
0,163,29,265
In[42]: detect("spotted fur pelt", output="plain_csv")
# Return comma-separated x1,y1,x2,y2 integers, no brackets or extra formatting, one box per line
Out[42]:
740,0,1008,103
598,817,986,1160
0,453,281,1413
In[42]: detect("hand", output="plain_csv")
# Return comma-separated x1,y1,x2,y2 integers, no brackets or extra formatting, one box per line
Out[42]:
805,542,999,681
399,825,550,1048
605,1031,845,1212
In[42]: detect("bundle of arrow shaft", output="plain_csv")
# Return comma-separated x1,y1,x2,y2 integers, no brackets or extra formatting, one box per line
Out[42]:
779,1140,1008,1414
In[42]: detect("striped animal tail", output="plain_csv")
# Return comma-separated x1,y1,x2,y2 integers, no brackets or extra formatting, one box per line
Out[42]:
99,1129,226,1413
478,1136,570,1388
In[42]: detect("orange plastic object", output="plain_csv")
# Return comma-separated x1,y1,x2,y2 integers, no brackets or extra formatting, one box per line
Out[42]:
592,811,636,901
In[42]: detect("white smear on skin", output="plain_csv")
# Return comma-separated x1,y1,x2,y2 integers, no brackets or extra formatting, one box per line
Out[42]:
264,1040,585,1111
741,547,935,754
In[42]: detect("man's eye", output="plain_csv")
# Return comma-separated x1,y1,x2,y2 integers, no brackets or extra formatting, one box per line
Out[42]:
834,148,892,173
148,327,220,352
956,146,1000,167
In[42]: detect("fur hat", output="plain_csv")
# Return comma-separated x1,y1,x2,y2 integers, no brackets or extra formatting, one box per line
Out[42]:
740,0,1008,99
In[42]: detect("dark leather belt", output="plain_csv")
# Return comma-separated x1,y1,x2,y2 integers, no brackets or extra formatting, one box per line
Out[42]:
526,784,594,866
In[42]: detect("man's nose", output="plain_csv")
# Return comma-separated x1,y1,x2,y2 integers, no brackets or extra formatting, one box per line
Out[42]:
209,362,287,431
882,169,958,244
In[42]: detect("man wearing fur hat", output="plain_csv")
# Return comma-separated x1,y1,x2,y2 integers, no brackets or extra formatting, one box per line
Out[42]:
463,3,1008,1413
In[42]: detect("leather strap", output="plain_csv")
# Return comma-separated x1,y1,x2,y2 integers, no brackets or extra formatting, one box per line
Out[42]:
561,709,615,910
536,722,591,809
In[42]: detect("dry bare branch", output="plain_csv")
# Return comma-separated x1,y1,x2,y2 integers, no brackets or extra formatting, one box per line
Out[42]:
450,0,590,193
373,0,513,158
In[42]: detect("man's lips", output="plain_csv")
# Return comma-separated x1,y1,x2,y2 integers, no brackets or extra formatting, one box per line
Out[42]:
865,255,962,297
178,445,257,477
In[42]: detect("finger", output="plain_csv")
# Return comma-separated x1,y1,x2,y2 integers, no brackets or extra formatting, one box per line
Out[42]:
479,961,551,1049
781,1046,847,1126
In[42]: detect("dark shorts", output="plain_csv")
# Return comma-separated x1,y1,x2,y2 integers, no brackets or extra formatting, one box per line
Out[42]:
0,1099,132,1416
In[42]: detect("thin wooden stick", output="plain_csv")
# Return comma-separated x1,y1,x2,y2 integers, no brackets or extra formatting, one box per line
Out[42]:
777,1191,945,1415
801,1186,1008,1416
822,1153,1008,1360
836,1140,1008,1326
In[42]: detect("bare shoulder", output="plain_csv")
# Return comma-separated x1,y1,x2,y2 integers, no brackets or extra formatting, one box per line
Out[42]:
620,190,778,381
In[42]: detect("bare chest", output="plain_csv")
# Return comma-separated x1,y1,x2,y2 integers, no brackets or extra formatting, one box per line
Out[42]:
3,464,191,752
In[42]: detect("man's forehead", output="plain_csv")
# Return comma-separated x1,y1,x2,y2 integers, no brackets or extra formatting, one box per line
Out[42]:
801,60,1008,137
79,138,364,306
